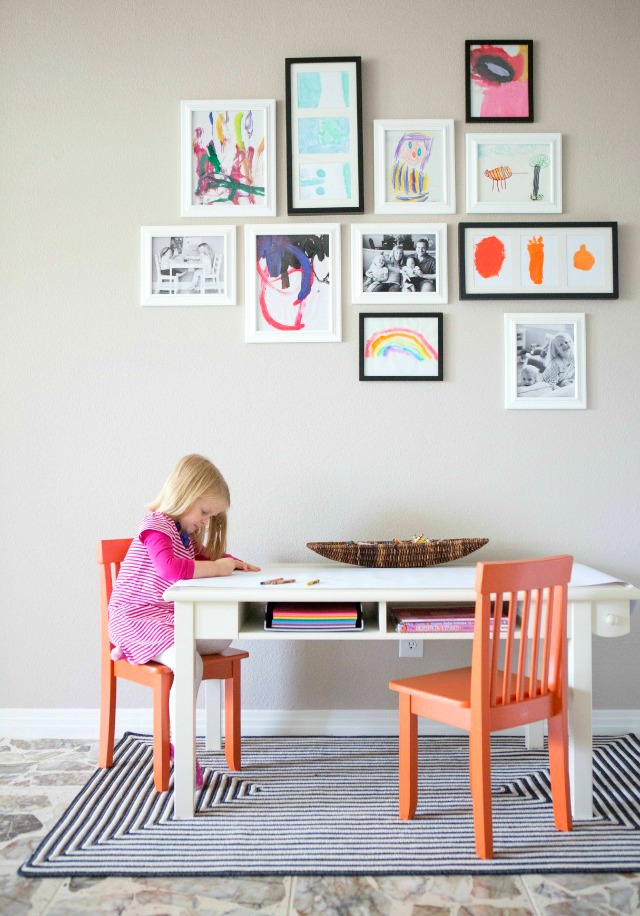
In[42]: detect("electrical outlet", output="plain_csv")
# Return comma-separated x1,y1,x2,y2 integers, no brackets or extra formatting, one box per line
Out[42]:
399,639,423,658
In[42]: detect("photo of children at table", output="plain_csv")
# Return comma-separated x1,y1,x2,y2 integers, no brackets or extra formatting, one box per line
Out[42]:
360,233,437,294
516,324,576,397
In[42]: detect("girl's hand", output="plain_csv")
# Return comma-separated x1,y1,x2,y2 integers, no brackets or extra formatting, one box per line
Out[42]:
229,557,261,573
193,557,261,578
212,557,261,576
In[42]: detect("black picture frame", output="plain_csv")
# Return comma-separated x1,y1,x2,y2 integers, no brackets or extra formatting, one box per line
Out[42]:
285,56,364,215
458,221,619,300
465,40,534,123
359,312,444,382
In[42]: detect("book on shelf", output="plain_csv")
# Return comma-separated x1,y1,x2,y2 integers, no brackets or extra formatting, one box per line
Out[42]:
392,606,509,633
265,602,363,631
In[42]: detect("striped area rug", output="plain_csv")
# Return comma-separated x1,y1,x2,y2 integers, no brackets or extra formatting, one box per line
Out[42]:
20,732,640,877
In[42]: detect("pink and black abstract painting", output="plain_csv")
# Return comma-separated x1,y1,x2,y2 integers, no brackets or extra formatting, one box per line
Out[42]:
465,41,533,123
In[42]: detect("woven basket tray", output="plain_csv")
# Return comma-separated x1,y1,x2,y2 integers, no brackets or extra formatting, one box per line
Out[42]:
306,539,489,568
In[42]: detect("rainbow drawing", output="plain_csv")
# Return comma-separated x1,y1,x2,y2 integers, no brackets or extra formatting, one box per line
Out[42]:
365,327,438,362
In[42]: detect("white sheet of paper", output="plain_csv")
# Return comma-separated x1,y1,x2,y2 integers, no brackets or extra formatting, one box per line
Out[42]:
174,562,630,591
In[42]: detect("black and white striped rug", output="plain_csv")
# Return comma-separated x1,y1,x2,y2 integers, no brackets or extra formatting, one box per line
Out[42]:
20,732,640,877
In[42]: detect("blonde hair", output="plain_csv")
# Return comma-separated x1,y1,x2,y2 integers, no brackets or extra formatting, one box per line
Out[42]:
147,454,230,560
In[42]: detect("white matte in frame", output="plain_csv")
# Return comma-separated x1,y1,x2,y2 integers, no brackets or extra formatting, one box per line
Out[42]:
245,224,341,343
504,312,586,409
351,223,448,305
374,119,455,215
466,133,562,214
141,226,236,306
181,99,276,218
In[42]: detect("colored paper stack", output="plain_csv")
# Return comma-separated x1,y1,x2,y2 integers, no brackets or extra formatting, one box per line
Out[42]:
266,603,362,631
393,606,509,633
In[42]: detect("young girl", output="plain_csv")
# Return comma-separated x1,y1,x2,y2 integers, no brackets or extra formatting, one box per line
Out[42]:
542,333,575,388
363,253,389,291
108,454,260,786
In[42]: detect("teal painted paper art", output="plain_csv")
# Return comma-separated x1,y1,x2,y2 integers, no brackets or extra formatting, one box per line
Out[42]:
297,71,349,108
298,118,350,155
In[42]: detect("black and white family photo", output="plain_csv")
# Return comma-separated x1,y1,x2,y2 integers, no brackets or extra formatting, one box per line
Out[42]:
360,233,437,294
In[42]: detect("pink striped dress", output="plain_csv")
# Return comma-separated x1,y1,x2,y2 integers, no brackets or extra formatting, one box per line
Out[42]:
108,512,195,665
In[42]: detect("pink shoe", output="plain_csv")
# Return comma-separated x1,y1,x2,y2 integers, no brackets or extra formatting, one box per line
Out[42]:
169,743,204,789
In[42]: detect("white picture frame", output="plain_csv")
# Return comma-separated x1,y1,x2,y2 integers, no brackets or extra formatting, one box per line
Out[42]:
504,312,586,409
351,224,448,305
180,99,276,218
466,133,562,214
245,224,341,343
374,119,455,215
140,226,236,306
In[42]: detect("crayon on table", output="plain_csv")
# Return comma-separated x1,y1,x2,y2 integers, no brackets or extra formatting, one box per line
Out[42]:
306,579,320,586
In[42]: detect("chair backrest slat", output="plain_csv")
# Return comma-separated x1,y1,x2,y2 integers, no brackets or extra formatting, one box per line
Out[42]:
97,539,133,655
489,590,503,706
500,591,518,705
528,588,543,699
473,555,572,712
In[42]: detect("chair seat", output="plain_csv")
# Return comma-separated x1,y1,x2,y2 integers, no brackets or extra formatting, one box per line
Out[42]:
390,667,474,707
202,648,249,679
390,667,545,709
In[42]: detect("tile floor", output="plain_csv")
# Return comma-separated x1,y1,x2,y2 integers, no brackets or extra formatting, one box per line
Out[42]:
1,738,638,915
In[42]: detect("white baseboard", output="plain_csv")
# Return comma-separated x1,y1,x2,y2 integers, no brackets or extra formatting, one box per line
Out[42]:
1,708,639,740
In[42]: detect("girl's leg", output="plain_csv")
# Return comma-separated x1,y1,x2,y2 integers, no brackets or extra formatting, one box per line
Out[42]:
152,640,231,735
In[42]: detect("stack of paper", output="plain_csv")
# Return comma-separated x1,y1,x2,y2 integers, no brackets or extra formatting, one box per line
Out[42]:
266,603,362,631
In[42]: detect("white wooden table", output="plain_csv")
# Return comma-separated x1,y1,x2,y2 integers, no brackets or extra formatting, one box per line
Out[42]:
164,562,639,819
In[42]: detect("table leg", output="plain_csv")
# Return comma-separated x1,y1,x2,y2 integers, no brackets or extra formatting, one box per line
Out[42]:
174,600,196,818
205,680,222,750
567,600,593,820
524,721,544,749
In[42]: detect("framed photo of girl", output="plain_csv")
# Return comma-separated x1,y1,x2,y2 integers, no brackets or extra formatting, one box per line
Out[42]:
504,313,586,409
140,226,236,306
465,40,534,123
180,99,276,217
244,223,341,343
351,224,448,305
285,57,363,215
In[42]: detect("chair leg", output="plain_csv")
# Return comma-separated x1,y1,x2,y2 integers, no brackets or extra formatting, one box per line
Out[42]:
548,710,572,832
398,693,418,819
98,659,117,769
152,676,172,792
224,661,241,771
204,679,222,751
469,724,493,858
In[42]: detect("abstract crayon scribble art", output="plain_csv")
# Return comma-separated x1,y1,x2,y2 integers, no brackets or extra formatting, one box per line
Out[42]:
255,233,331,332
192,107,266,207
468,43,531,119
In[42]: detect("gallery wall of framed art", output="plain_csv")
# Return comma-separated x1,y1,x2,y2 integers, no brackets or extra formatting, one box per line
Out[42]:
140,42,619,405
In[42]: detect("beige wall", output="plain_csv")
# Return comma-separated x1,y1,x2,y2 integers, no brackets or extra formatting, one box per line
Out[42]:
2,0,639,712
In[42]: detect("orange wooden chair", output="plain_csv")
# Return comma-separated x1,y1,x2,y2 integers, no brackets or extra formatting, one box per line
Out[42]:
97,538,248,792
389,554,573,859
